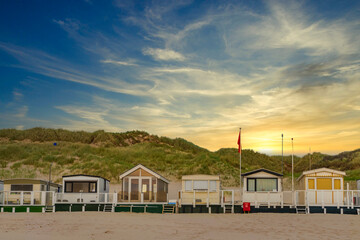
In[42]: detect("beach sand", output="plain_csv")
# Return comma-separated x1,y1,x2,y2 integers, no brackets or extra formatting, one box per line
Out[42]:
0,212,359,240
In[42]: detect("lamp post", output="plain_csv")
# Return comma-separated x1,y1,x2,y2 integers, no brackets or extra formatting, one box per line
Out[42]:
48,142,56,191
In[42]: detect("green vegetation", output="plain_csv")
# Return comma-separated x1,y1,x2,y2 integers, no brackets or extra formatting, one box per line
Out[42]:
0,128,359,186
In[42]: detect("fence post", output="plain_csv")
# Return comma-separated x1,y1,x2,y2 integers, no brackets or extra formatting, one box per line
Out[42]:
221,191,224,208
254,192,257,207
41,192,46,205
267,192,270,208
321,191,324,208
20,192,23,205
351,191,354,209
31,192,34,206
232,190,234,206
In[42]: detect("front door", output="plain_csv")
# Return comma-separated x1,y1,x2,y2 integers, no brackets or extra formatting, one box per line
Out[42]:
130,179,139,201
141,178,151,201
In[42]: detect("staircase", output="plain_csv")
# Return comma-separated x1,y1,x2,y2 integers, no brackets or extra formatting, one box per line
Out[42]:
224,205,233,214
103,204,113,212
296,206,308,214
162,204,175,214
45,205,54,213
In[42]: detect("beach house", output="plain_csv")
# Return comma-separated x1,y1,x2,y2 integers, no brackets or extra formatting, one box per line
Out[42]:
1,178,61,205
179,175,221,205
119,164,170,203
297,168,345,206
58,174,110,203
242,169,283,206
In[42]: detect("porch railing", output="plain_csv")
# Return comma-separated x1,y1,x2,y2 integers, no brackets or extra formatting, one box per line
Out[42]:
0,191,55,206
177,190,360,208
55,193,117,204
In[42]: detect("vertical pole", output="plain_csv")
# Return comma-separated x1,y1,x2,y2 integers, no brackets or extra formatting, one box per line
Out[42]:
238,128,242,197
309,147,312,170
281,134,284,175
292,138,294,192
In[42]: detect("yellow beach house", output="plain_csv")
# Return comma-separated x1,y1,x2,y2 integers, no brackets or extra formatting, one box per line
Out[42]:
297,168,345,206
2,178,61,205
179,175,221,206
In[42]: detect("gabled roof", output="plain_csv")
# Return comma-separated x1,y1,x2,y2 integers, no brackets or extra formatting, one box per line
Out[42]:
297,167,346,181
62,174,110,182
241,168,283,177
119,164,170,184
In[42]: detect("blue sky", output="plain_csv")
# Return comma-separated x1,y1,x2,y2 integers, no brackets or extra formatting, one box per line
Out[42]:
0,0,359,154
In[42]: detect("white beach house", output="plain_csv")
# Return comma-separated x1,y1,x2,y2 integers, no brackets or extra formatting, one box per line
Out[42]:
242,169,283,206
57,174,111,203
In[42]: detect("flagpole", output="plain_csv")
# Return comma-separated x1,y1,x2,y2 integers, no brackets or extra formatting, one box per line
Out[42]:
291,138,294,192
281,134,284,175
239,128,242,195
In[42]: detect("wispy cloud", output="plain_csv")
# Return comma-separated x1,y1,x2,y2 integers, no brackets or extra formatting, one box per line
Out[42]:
1,1,359,154
142,48,185,61
0,43,152,96
101,59,138,66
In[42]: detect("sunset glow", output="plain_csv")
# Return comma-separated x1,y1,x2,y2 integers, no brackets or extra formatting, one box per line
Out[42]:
0,1,359,155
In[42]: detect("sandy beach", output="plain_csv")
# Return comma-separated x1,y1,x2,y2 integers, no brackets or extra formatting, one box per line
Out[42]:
0,212,359,240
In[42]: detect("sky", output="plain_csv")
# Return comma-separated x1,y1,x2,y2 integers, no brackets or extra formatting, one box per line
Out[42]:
0,0,359,155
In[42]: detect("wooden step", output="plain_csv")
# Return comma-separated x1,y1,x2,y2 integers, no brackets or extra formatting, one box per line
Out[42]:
224,205,233,214
103,204,113,212
45,206,54,213
296,206,308,214
162,205,175,214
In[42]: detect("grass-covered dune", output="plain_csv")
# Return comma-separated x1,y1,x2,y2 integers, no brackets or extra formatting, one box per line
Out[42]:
0,128,359,187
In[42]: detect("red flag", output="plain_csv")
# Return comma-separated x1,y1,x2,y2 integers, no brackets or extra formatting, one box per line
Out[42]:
237,130,241,154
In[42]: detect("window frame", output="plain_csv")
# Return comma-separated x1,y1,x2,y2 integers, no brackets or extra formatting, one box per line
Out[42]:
10,184,33,192
246,178,278,192
193,180,208,191
64,181,97,193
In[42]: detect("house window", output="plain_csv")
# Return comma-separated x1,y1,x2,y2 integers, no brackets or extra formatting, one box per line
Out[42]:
185,180,192,191
193,181,208,190
90,182,97,193
256,179,277,192
65,181,97,193
11,184,33,191
210,181,217,192
247,179,255,191
247,178,278,192
104,180,106,191
65,182,73,192
334,179,341,190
